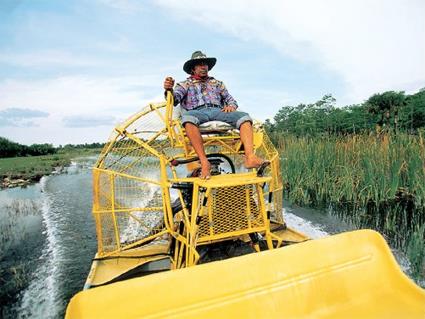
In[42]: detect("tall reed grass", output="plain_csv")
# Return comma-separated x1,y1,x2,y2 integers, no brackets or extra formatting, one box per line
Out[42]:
274,132,425,281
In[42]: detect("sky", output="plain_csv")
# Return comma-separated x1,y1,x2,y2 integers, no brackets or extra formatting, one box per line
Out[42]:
0,0,424,146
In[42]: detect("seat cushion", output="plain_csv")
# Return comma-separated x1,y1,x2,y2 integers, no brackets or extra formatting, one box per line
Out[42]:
173,106,236,133
199,121,234,132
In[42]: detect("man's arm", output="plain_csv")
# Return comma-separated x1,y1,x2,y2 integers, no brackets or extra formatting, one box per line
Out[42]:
219,81,238,112
172,83,188,106
163,77,187,106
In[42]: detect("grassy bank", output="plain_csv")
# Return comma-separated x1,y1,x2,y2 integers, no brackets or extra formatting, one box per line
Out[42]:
274,132,425,280
0,148,101,187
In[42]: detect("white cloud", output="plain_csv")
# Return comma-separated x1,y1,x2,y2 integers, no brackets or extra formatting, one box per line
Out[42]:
97,0,144,14
0,75,165,144
0,107,49,119
62,114,116,127
0,50,103,68
156,0,425,104
0,75,161,115
0,107,49,127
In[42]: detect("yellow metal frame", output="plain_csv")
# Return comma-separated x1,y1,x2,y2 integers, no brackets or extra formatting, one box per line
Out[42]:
91,91,285,268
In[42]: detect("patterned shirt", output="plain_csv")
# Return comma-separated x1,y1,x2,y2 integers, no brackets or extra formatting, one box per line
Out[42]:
173,76,238,110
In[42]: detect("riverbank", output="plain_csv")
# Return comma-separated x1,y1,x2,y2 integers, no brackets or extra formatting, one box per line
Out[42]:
0,148,101,188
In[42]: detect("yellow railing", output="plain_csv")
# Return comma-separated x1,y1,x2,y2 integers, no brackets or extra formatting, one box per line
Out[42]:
91,96,284,267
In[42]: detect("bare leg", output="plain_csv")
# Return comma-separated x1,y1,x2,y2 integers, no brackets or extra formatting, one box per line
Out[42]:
239,121,266,169
184,123,211,179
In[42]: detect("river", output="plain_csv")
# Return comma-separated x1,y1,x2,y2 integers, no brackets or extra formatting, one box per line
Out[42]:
0,158,418,318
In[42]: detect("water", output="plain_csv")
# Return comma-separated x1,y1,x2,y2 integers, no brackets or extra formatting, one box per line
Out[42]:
0,159,97,318
0,159,421,318
284,204,355,238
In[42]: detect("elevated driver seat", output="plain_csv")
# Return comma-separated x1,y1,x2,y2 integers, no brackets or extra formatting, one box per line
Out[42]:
173,105,236,134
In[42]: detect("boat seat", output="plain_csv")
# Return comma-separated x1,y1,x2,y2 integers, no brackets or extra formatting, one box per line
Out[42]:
199,121,235,134
173,105,237,134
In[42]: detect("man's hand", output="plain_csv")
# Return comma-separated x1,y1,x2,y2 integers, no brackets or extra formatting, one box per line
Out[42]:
164,76,175,91
221,105,236,113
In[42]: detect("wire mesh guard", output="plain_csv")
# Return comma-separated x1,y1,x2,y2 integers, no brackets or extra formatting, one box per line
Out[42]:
197,185,265,240
91,100,284,257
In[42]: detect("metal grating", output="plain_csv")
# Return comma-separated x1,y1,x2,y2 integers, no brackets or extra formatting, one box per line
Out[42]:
197,185,265,239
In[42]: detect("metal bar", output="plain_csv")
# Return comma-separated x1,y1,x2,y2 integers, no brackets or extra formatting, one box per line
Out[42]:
109,173,121,251
191,187,210,265
94,168,162,186
197,227,267,243
270,232,283,248
117,102,165,132
245,186,252,229
145,128,167,145
92,170,103,253
115,151,153,175
207,189,214,237
122,229,168,251
160,157,173,231
93,206,163,214
95,133,121,168
257,183,273,250
127,212,153,229
178,238,186,269
165,92,175,146
150,103,166,124
123,131,163,158
169,166,191,227
97,230,170,258
175,122,190,153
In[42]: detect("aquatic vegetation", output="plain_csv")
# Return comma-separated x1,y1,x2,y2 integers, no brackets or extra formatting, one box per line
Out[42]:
275,132,425,282
0,199,43,316
407,224,425,280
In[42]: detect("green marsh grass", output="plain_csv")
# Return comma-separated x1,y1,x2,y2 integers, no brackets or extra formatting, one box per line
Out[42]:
275,132,425,281
0,148,101,182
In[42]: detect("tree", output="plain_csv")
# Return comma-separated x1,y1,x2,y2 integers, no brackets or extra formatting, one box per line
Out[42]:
0,137,24,157
267,89,423,138
400,89,425,132
366,91,407,132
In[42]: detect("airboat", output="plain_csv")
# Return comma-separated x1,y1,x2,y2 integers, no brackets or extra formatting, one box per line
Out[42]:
66,93,425,318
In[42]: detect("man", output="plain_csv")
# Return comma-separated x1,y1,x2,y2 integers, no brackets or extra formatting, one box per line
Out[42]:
164,51,267,179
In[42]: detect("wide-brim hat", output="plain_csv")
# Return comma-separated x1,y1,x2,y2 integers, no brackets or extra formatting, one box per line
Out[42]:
183,51,217,74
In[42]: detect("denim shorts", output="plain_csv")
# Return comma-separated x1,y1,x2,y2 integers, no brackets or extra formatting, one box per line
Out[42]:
181,105,252,129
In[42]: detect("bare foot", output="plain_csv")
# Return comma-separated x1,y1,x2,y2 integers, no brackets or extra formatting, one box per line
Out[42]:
199,160,211,179
244,155,267,169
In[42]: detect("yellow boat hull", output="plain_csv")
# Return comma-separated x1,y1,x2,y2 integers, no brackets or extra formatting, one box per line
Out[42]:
83,225,307,288
66,230,425,318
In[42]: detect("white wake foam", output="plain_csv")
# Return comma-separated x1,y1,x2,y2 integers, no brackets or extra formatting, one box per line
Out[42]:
284,209,329,239
17,176,62,319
